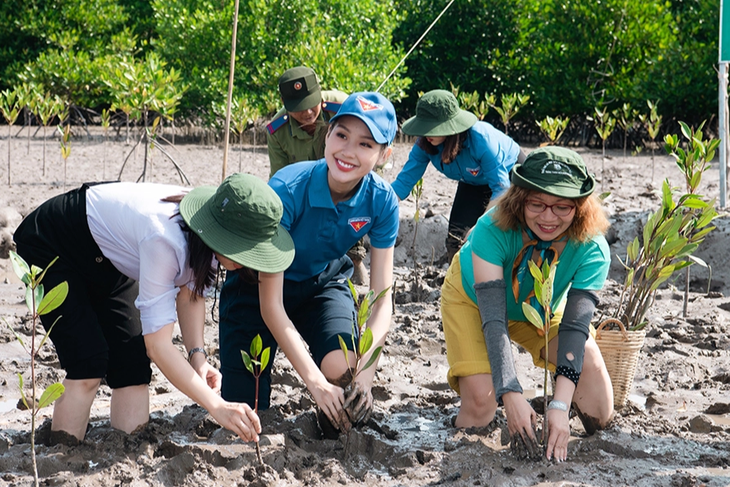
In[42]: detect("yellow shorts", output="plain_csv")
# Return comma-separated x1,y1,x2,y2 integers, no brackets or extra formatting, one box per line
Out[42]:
442,252,580,395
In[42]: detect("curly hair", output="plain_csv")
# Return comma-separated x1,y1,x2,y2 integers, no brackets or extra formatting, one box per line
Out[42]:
491,186,609,242
416,131,468,164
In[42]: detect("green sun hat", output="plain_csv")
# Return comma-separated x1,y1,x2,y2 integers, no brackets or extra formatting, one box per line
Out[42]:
401,89,477,137
278,66,322,113
180,173,294,273
511,146,596,198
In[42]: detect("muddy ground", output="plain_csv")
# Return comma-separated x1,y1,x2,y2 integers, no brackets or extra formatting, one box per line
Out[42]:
0,127,729,487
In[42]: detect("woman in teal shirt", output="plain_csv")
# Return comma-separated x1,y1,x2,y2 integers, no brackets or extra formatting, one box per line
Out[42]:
441,147,614,462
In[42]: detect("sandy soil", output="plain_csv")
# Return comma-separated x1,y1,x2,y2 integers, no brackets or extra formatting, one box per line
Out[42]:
1,127,730,487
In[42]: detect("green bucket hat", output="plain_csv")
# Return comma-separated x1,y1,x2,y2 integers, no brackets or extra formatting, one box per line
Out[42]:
180,173,294,273
278,66,322,113
401,89,477,137
511,147,596,198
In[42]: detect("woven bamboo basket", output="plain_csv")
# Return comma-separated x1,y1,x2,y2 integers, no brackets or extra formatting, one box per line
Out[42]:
595,318,647,409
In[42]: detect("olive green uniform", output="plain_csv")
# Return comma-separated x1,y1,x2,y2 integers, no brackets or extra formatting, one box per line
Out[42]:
266,89,348,178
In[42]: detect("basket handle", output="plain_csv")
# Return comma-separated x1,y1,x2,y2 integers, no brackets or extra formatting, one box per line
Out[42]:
596,318,630,341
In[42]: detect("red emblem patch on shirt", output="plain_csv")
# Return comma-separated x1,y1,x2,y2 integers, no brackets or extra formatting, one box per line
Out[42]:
357,95,383,112
349,217,370,232
467,167,480,176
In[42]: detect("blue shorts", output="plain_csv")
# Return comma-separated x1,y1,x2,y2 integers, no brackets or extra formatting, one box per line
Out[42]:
13,184,152,389
219,256,356,408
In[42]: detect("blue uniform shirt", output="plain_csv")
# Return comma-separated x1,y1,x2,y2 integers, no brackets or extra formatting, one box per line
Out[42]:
390,121,520,200
269,160,400,282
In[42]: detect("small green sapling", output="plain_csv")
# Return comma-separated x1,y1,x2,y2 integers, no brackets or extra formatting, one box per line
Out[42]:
520,258,560,450
241,334,270,465
8,251,68,487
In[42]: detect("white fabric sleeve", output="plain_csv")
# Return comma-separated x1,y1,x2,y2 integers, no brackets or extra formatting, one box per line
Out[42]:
135,236,182,335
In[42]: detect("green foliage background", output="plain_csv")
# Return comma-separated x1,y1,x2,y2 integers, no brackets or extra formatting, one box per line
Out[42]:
0,0,720,131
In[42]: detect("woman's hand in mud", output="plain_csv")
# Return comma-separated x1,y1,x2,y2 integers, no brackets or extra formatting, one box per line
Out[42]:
309,378,347,431
343,380,373,426
190,355,222,393
211,401,261,443
546,408,570,462
502,392,540,458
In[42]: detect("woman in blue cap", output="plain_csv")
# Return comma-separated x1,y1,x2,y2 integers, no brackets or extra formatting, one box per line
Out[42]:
391,89,526,262
219,92,399,435
441,147,614,462
13,174,294,443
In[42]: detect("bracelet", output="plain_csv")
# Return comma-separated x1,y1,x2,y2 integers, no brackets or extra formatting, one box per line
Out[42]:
547,400,569,412
187,347,207,362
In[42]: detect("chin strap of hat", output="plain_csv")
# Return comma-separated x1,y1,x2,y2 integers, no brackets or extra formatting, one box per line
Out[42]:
376,0,456,93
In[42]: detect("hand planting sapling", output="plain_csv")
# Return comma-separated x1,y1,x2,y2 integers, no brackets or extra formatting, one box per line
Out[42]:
337,279,389,429
241,334,270,465
8,251,68,487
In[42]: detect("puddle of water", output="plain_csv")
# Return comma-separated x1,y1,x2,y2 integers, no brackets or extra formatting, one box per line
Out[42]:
380,410,448,451
0,399,17,414
706,413,730,426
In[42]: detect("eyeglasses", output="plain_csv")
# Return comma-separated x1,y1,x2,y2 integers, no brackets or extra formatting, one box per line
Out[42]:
525,200,576,217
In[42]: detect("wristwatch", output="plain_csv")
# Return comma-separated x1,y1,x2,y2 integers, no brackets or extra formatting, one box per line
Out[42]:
187,347,207,362
547,400,569,412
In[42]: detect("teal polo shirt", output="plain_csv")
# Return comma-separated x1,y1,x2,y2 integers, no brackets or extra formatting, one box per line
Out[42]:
269,160,400,282
459,208,610,321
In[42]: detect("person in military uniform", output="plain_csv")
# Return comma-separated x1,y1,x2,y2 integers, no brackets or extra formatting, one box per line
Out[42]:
266,66,348,179
267,67,370,284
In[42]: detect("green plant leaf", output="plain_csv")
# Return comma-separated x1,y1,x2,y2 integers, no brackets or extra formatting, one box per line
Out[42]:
241,351,254,374
9,251,31,285
627,237,640,262
360,346,382,372
687,255,707,267
260,347,270,371
38,383,65,409
359,327,373,356
527,260,542,282
251,334,262,359
338,335,350,368
522,303,543,329
37,281,68,316
347,278,358,304
17,373,29,410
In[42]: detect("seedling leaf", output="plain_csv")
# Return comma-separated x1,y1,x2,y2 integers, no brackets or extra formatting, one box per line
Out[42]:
38,281,68,316
522,302,543,329
241,351,254,374
260,347,271,371
361,346,382,372
359,327,373,356
38,383,65,409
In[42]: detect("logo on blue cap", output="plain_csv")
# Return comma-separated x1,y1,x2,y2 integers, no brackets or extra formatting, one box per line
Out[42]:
330,92,397,145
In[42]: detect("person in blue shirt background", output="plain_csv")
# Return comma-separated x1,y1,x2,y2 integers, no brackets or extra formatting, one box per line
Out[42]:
219,92,399,436
390,89,527,263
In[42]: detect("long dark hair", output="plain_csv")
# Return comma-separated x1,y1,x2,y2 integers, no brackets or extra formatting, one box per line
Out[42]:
162,194,258,299
416,131,468,164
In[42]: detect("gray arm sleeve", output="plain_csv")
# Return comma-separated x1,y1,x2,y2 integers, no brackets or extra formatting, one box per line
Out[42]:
474,279,522,405
556,288,599,375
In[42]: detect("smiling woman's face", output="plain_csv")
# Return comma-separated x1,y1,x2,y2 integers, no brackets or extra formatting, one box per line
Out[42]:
523,192,576,240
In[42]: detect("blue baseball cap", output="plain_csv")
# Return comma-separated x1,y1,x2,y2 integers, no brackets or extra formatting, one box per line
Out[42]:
329,92,397,145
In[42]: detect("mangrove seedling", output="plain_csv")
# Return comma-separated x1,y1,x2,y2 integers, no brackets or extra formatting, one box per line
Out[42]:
638,100,662,182
490,93,530,135
588,106,616,191
537,116,570,146
521,258,560,451
410,177,424,299
615,103,638,161
241,334,270,465
612,121,718,331
0,87,22,185
8,251,68,487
